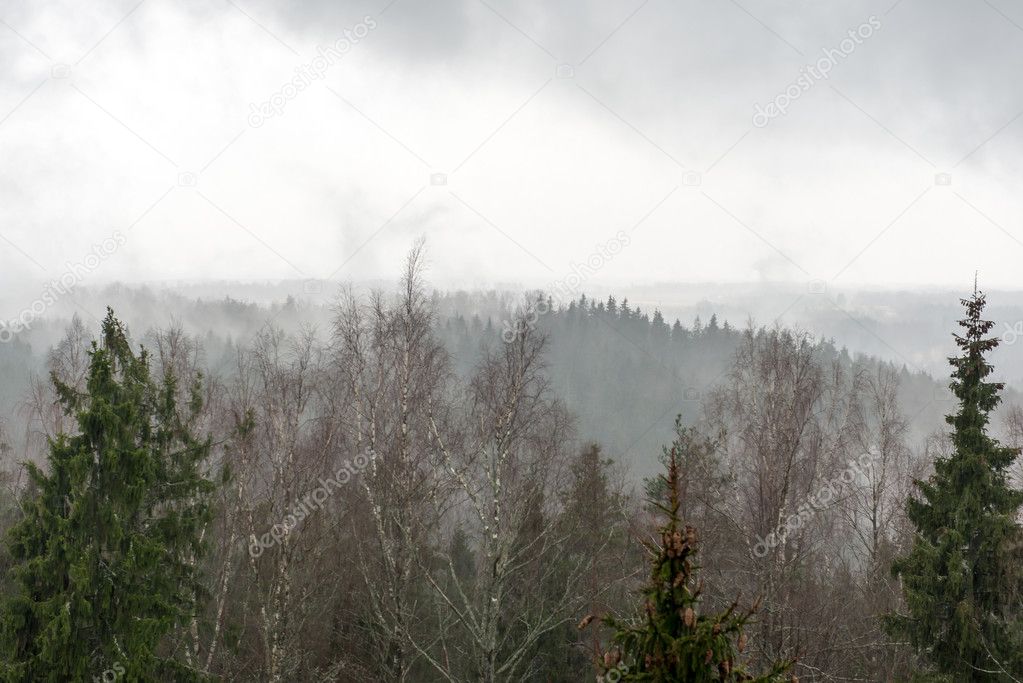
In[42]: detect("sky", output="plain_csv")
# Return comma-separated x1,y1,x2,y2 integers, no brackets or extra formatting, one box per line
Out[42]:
2,0,1023,308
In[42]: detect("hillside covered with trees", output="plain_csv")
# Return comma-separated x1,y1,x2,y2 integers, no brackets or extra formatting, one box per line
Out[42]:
0,252,1021,680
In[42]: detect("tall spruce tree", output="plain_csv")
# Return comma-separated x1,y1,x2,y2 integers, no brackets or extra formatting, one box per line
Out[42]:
594,425,793,682
889,288,1023,681
0,310,215,682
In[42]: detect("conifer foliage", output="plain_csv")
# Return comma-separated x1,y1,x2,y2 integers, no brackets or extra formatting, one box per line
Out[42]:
889,288,1023,681
595,426,793,682
0,310,216,682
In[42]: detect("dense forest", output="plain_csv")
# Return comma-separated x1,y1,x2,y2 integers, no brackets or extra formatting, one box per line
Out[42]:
6,0,1022,678
0,249,1022,681
0,283,1001,482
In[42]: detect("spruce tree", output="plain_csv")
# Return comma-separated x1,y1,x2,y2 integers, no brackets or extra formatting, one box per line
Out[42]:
0,310,215,682
594,429,793,682
551,444,630,677
889,288,1023,681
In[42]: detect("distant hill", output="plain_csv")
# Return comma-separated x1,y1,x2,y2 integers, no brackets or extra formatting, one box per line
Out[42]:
1,283,1019,478
434,293,973,479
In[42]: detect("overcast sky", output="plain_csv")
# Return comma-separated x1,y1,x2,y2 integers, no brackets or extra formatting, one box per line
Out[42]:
2,0,1023,303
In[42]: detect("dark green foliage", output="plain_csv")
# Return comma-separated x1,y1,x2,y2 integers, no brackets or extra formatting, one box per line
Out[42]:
0,310,216,682
596,427,792,682
889,290,1023,681
0,467,19,607
538,444,633,679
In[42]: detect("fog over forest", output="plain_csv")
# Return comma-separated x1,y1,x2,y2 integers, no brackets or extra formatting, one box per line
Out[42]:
4,0,1023,681
3,280,1023,479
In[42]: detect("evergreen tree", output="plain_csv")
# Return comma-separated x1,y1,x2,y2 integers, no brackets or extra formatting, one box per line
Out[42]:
1,310,216,682
651,310,667,337
671,320,687,345
551,444,631,677
889,288,1023,681
594,429,793,682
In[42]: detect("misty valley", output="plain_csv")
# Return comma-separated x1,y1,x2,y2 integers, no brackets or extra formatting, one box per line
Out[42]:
0,250,1022,681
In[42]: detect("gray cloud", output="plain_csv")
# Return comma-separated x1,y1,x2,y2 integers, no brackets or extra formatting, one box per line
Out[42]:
1,0,1023,311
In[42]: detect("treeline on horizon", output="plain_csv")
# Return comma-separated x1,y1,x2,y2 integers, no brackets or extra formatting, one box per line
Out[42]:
0,247,1022,680
0,277,976,481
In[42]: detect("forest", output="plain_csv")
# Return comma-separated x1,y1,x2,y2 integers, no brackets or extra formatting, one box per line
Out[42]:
0,247,1022,682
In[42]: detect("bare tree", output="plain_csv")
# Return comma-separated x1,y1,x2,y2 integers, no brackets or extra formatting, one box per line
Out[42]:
835,363,920,679
705,326,866,677
417,319,616,682
1004,403,1023,493
21,314,92,461
230,325,341,682
842,364,913,567
327,243,449,681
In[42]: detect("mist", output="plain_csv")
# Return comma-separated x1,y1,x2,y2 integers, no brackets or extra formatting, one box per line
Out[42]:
3,1,1023,681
